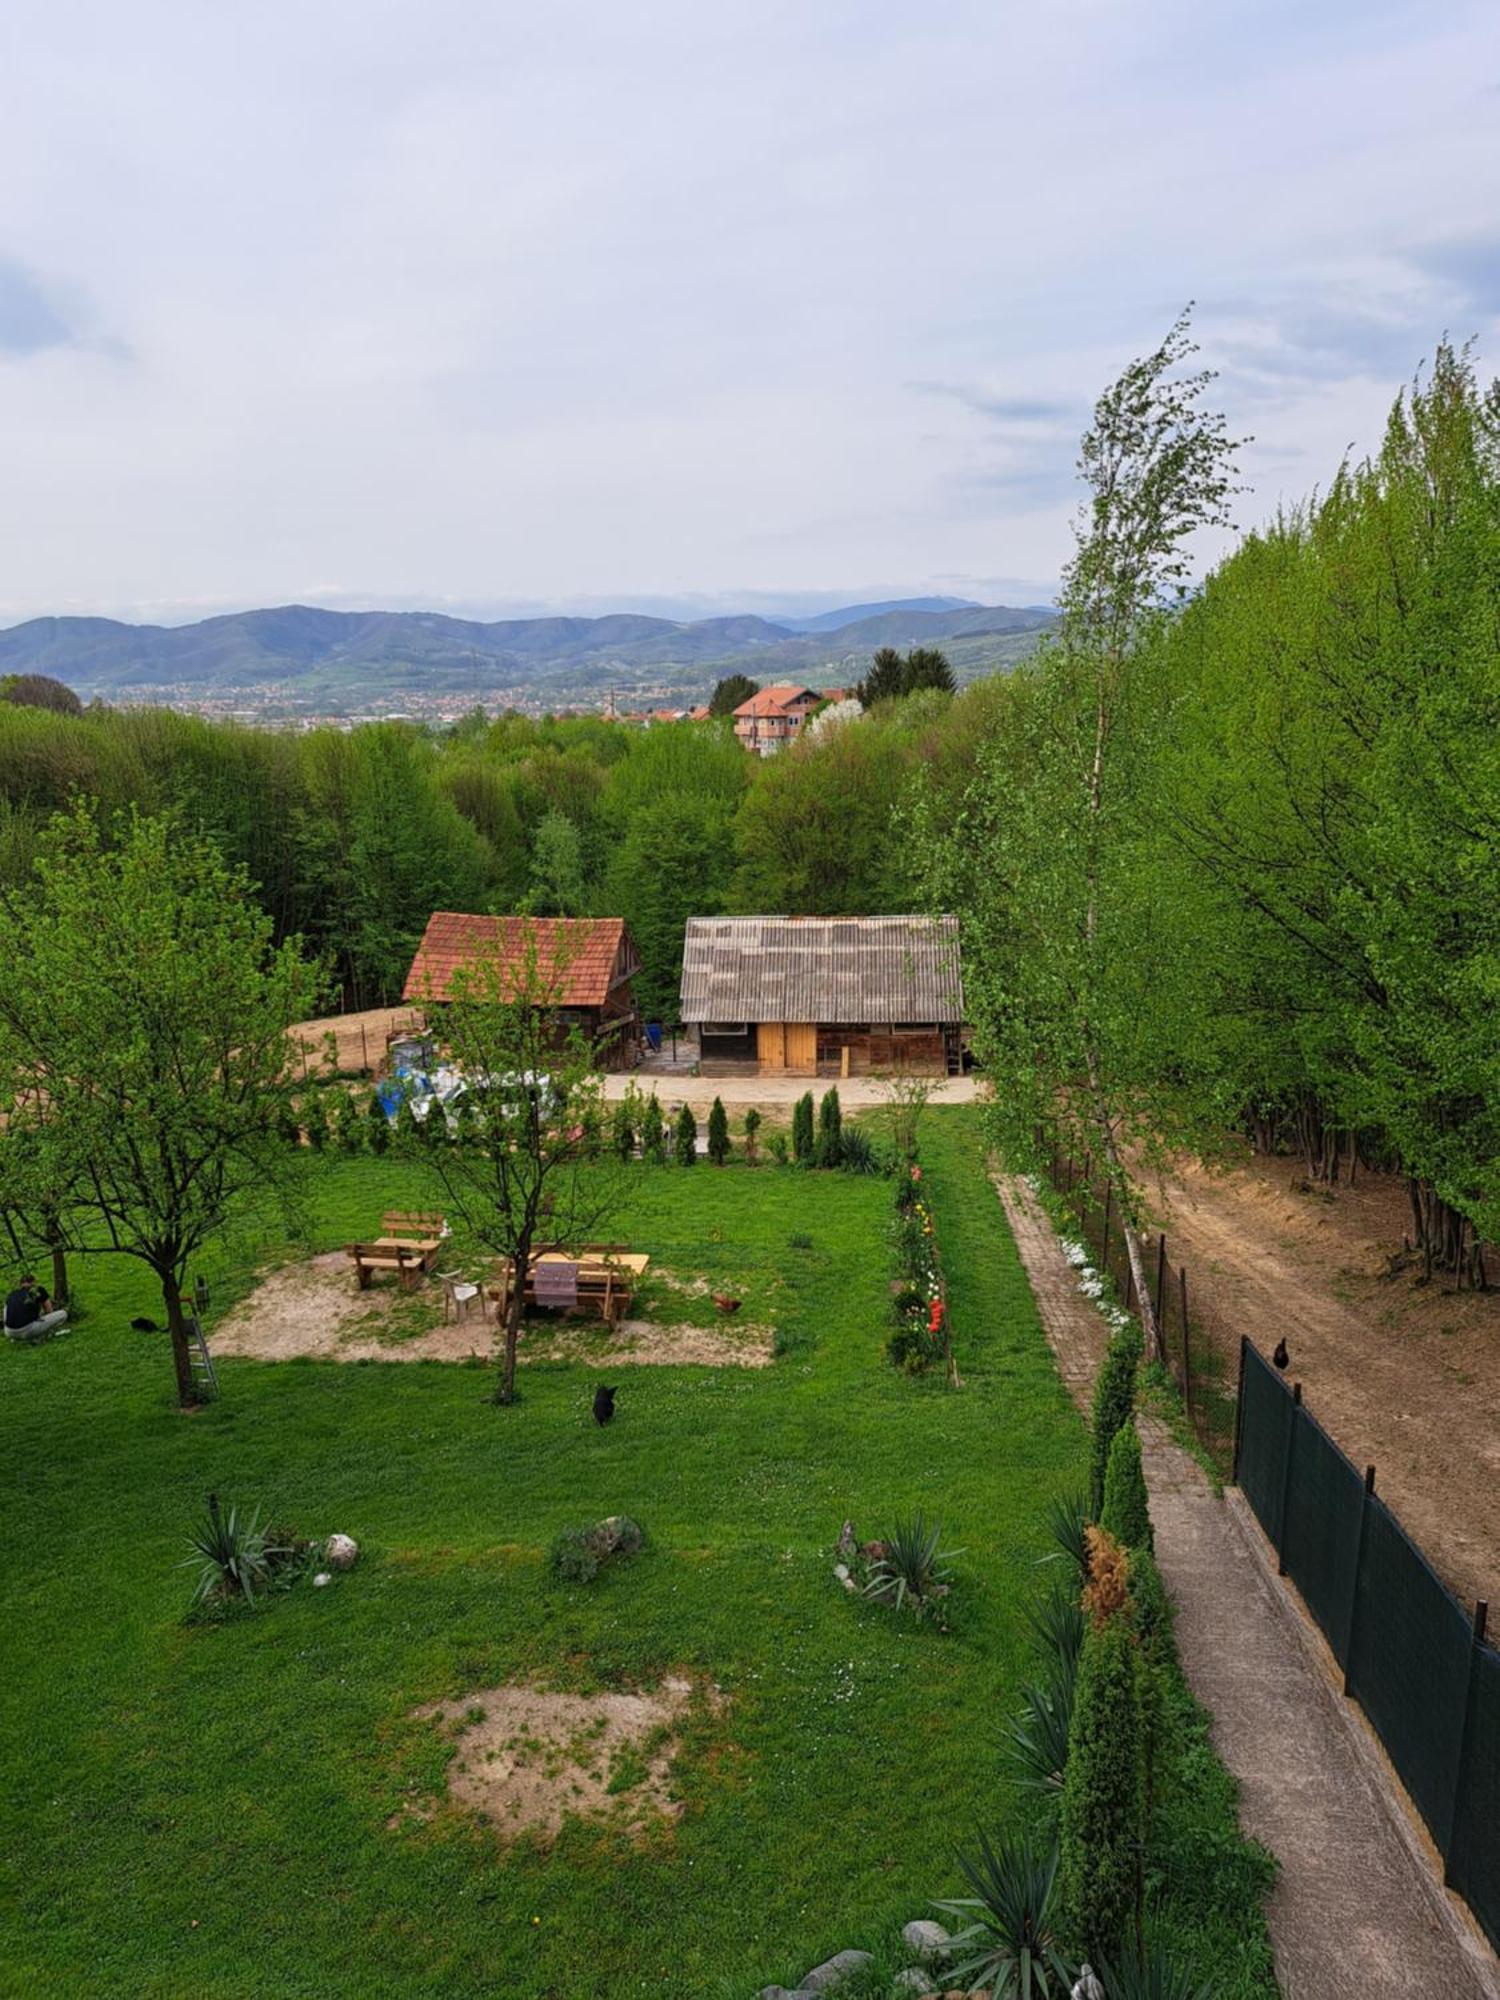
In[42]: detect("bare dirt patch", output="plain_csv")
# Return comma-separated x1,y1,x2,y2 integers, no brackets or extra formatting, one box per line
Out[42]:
405,1679,713,1845
211,1254,773,1369
1142,1150,1500,1609
211,1252,495,1363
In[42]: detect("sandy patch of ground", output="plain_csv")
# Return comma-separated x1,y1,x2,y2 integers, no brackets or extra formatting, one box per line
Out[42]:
211,1252,495,1362
404,1679,712,1845
211,1253,774,1368
1140,1149,1500,1610
288,1004,428,1078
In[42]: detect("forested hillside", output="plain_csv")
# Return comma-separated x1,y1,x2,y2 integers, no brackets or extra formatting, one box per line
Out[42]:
0,692,991,1020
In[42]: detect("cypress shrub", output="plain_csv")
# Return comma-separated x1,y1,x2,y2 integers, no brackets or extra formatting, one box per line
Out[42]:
707,1096,730,1165
1088,1320,1142,1520
674,1102,698,1165
640,1094,666,1164
791,1090,815,1163
336,1086,365,1154
1058,1605,1145,1963
742,1106,762,1162
365,1088,390,1153
610,1100,636,1161
302,1090,331,1151
1101,1419,1153,1552
814,1087,843,1167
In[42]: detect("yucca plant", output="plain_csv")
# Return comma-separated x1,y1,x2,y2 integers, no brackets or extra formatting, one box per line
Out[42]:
181,1492,277,1607
1003,1663,1075,1801
863,1512,960,1621
935,1829,1074,1996
1043,1489,1090,1583
1027,1575,1086,1672
1094,1946,1216,1999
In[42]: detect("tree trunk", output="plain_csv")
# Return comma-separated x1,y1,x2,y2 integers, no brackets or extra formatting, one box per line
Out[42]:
162,1270,197,1408
48,1236,69,1309
495,1238,531,1406
1085,1063,1164,1364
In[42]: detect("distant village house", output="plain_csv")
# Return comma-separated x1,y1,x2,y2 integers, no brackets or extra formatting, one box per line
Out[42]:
679,915,964,1076
731,684,822,755
403,912,643,1069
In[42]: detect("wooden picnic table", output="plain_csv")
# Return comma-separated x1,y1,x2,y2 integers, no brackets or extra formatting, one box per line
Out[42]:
487,1249,649,1326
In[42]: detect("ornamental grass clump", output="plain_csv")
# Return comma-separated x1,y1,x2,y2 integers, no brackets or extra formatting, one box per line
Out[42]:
863,1511,960,1623
935,1829,1073,1996
181,1492,280,1609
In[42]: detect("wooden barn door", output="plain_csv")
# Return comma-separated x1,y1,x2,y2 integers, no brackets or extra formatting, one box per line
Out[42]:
784,1023,816,1074
756,1023,786,1070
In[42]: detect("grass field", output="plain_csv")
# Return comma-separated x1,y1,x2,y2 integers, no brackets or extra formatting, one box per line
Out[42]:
0,1113,1274,1998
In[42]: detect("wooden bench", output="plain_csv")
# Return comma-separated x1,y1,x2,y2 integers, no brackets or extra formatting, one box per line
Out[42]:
377,1211,447,1273
347,1242,429,1292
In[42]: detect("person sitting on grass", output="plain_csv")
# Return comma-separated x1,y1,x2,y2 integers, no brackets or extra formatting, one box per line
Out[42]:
3,1274,68,1342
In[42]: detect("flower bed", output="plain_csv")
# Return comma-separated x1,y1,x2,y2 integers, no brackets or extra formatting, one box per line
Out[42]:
886,1162,954,1377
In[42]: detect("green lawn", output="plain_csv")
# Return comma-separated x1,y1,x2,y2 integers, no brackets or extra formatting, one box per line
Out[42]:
0,1113,1272,1998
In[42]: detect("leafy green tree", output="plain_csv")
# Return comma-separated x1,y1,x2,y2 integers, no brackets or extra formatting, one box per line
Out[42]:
791,1091,815,1163
0,673,83,716
815,1086,843,1167
524,808,588,916
0,809,323,1406
855,647,908,706
674,1102,698,1166
709,673,759,716
707,1096,730,1164
1101,1418,1152,1552
404,933,628,1406
603,795,737,1021
903,646,955,694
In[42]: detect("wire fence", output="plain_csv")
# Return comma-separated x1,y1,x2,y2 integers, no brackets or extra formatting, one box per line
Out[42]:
1235,1339,1498,1954
1043,1143,1237,1470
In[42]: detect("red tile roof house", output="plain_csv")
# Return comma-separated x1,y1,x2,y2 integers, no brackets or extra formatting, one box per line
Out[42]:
731,684,823,755
403,913,644,1070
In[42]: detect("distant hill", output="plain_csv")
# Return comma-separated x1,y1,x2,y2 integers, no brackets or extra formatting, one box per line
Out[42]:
777,596,981,634
0,599,1056,704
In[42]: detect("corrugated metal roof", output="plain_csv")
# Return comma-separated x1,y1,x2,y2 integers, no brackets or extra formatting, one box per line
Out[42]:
679,915,963,1024
404,914,630,1007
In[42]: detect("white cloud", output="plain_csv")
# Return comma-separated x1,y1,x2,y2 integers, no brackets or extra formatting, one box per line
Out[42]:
0,0,1497,623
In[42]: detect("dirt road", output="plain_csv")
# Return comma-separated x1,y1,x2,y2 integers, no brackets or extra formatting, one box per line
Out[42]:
1143,1151,1500,1612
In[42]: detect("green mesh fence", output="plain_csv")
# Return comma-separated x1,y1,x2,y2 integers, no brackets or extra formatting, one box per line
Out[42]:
1235,1341,1289,1543
1281,1406,1365,1664
1346,1498,1472,1847
1447,1644,1500,1952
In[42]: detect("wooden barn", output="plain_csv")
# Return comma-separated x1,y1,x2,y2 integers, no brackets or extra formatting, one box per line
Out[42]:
402,913,643,1069
679,915,964,1077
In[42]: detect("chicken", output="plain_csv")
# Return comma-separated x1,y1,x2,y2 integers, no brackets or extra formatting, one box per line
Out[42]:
593,1384,617,1425
712,1294,742,1315
1272,1336,1289,1372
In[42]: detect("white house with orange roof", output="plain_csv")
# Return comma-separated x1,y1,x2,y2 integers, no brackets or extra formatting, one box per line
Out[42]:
731,684,823,755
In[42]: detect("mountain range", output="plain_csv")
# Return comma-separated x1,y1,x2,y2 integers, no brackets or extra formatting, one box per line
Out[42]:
0,597,1057,703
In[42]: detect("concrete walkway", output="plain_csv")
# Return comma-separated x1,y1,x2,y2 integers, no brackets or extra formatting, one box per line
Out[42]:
993,1172,1500,2000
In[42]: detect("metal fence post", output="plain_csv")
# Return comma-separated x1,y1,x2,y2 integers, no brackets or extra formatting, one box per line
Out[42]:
1179,1267,1193,1417
1276,1381,1301,1572
1444,1600,1489,1879
1155,1233,1167,1327
1231,1336,1248,1483
1342,1464,1377,1694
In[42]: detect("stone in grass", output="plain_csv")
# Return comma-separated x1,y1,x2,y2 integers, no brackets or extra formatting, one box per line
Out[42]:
586,1515,643,1559
891,1972,933,1996
325,1534,359,1570
799,1950,876,1992
901,1920,951,1965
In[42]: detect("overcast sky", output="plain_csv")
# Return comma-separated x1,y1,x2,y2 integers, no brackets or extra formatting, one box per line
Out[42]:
2,0,1498,627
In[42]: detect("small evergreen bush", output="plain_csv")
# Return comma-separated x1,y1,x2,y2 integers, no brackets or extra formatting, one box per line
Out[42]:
1088,1320,1143,1520
674,1102,698,1165
791,1090,815,1163
365,1090,390,1153
640,1093,666,1164
1058,1605,1145,1963
1101,1419,1153,1552
742,1106,762,1162
610,1100,636,1160
549,1526,600,1584
814,1087,843,1167
707,1096,730,1165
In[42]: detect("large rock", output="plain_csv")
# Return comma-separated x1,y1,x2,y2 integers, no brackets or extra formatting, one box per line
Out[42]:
325,1534,359,1570
901,1920,951,1965
891,1971,934,1996
799,1951,875,1992
587,1515,643,1559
